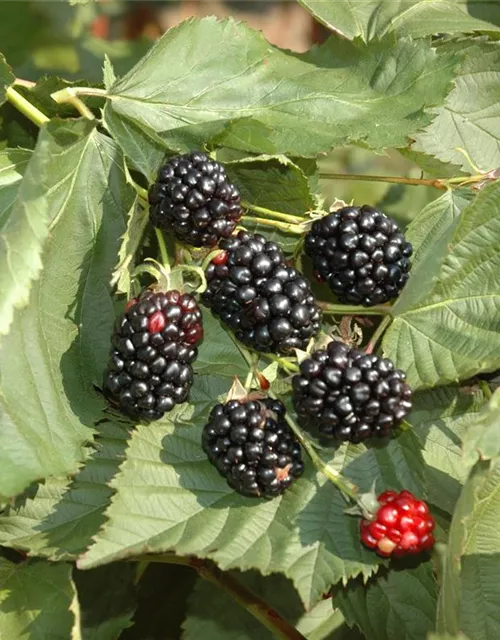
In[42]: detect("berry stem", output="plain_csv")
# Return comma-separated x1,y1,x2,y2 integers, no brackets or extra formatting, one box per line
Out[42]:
318,301,392,316
318,171,498,191
155,229,171,272
142,554,307,640
264,353,300,374
5,86,49,127
241,216,304,235
479,379,493,401
270,392,359,501
242,201,305,225
365,315,392,355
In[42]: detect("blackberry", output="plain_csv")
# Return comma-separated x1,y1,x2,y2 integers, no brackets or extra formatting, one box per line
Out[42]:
148,152,242,247
203,231,321,353
304,205,413,306
103,290,202,421
202,397,304,498
292,341,412,443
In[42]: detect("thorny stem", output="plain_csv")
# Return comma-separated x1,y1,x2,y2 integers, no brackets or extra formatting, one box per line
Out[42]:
319,171,498,191
5,87,49,127
241,215,304,235
365,315,392,355
242,201,304,225
318,301,392,316
139,554,307,640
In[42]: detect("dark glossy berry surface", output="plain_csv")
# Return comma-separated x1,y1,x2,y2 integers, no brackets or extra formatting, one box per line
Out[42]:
149,152,242,247
360,490,435,557
203,231,321,353
305,205,413,306
202,397,304,498
292,341,412,443
103,290,202,421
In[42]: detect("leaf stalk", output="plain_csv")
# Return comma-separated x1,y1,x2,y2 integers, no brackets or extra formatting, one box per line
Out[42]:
241,215,304,235
242,201,305,225
5,86,49,127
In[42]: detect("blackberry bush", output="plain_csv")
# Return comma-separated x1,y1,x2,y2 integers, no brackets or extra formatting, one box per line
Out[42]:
305,205,413,306
148,151,242,247
202,396,304,498
103,289,202,421
203,231,321,353
292,341,412,443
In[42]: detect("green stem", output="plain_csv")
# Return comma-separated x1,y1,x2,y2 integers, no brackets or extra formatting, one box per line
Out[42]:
318,301,392,316
319,172,448,190
365,315,392,355
264,353,300,374
145,554,306,640
269,390,359,501
51,86,108,101
242,201,304,225
5,86,49,127
479,380,493,401
155,229,170,271
241,215,304,235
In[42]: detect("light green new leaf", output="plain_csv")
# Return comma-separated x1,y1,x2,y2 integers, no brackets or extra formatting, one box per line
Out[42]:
337,563,437,640
437,458,500,639
298,0,500,40
383,181,500,389
414,40,500,173
409,386,486,514
0,54,14,105
0,558,75,639
103,18,459,177
78,412,384,609
183,572,354,640
0,120,135,499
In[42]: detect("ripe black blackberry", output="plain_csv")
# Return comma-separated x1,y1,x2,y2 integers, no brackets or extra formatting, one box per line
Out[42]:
203,231,321,353
103,290,202,422
292,341,412,443
305,205,413,306
202,397,304,498
148,152,242,247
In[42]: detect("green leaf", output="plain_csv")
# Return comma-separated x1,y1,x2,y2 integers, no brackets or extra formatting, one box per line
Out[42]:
462,389,500,467
194,311,249,378
337,563,437,640
0,120,135,499
0,558,75,639
414,40,500,174
183,571,352,640
0,54,14,106
437,457,500,639
77,409,384,608
383,181,500,389
104,18,459,177
73,564,136,640
409,386,486,514
298,0,500,40
111,197,148,296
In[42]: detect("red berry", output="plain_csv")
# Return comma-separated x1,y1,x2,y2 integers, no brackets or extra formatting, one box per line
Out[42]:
360,490,435,558
148,311,166,333
212,250,229,265
185,325,204,345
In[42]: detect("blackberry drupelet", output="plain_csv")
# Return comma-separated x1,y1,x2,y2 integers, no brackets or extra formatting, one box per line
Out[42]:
203,231,321,353
202,397,304,498
292,341,412,443
103,290,202,421
148,151,242,247
304,205,413,306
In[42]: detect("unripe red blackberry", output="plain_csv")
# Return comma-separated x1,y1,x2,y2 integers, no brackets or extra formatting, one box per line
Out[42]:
360,490,435,557
203,231,321,354
202,397,304,498
148,152,242,247
305,205,412,306
103,290,202,421
292,341,412,443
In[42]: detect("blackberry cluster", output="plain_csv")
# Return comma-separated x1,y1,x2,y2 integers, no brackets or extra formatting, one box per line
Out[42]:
292,341,412,443
203,231,321,353
202,397,304,498
148,152,242,247
305,205,413,306
103,290,203,421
